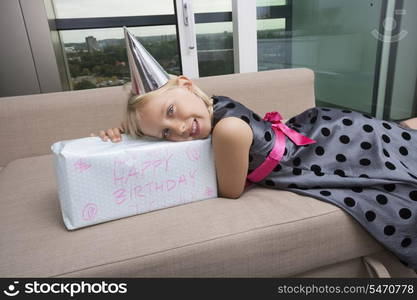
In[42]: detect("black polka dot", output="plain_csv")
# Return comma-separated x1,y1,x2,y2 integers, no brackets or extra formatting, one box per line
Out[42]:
383,149,390,157
383,184,396,192
273,164,282,172
321,108,331,111
288,183,298,188
315,146,325,156
376,194,388,205
292,123,302,128
359,159,371,166
322,116,332,121
310,116,317,124
264,131,272,142
344,197,355,207
382,134,391,143
336,154,346,162
293,168,302,175
363,113,373,119
339,135,350,144
265,180,275,186
402,132,411,141
399,146,408,156
321,128,331,136
399,208,412,219
352,186,363,193
359,174,369,178
384,225,395,236
249,155,253,162
342,110,352,113
360,142,372,150
252,113,261,121
320,190,331,196
284,148,288,156
399,259,409,266
363,124,374,132
382,122,392,130
311,165,322,172
385,161,396,170
342,118,353,126
314,171,325,177
226,102,236,109
401,238,412,248
293,157,301,166
241,115,250,124
334,169,346,177
409,190,417,201
365,211,376,222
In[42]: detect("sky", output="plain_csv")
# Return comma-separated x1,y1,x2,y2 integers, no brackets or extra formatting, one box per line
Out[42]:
53,0,286,43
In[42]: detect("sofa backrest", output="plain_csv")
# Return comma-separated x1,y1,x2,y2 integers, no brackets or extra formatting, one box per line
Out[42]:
0,68,315,167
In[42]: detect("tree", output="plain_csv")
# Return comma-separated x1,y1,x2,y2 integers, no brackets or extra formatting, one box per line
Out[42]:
74,79,96,90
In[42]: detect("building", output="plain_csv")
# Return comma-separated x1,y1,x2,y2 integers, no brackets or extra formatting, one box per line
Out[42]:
85,36,100,53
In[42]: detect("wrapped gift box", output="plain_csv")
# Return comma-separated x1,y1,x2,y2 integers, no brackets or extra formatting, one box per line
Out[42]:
51,134,218,230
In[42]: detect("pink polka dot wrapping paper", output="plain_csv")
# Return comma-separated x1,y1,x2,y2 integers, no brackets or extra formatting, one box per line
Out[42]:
50,134,217,230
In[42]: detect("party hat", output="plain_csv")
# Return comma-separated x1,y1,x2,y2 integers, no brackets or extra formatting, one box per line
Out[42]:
124,26,170,95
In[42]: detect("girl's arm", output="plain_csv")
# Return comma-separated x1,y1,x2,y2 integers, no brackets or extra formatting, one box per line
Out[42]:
211,117,253,199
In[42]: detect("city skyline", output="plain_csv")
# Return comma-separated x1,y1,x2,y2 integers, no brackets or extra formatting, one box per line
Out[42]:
54,0,285,43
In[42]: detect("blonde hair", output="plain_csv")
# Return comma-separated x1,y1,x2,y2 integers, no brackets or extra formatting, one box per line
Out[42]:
123,75,213,139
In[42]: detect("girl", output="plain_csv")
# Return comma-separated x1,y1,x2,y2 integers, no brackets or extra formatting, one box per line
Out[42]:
91,74,417,273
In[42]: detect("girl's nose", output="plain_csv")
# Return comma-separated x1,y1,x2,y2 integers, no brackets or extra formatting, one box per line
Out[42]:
173,120,187,137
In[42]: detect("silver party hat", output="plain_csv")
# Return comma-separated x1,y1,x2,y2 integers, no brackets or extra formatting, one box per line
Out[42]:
124,26,170,95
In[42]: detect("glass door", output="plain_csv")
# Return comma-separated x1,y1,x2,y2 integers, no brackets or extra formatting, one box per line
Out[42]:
290,0,385,115
175,0,234,78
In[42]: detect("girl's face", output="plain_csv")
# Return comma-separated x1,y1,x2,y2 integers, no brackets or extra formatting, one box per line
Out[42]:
136,78,212,142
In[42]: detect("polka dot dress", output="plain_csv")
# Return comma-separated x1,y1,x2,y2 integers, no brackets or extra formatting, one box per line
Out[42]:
212,95,417,272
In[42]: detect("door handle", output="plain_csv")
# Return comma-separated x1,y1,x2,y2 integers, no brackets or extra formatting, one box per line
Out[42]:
182,0,195,49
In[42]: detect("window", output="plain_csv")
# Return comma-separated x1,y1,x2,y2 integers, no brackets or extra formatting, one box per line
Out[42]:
256,0,291,71
193,0,234,77
52,0,180,90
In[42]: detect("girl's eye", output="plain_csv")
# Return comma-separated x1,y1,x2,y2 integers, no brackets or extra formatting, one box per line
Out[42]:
168,104,174,115
163,105,174,139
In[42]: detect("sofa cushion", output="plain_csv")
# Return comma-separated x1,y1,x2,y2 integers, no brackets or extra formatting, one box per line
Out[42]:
0,154,385,277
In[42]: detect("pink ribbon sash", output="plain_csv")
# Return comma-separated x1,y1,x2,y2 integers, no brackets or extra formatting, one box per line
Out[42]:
245,111,317,186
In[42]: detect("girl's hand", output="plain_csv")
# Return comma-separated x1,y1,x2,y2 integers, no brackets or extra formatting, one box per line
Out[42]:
90,123,126,143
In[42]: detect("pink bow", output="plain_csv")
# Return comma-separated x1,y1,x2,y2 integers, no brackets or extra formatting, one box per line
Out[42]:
246,111,316,185
264,111,316,156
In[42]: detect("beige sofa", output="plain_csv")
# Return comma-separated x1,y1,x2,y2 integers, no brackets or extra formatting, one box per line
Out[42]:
1,68,415,278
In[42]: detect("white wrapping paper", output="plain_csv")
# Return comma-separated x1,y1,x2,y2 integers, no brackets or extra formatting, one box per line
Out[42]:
51,134,217,230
